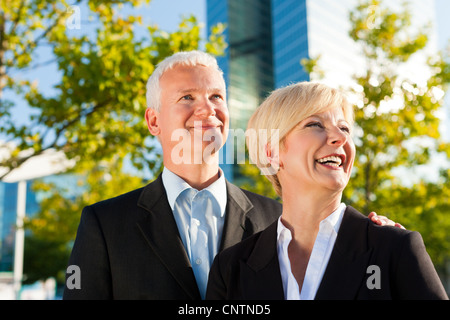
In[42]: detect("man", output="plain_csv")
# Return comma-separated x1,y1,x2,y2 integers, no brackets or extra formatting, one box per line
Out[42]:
63,51,282,300
63,51,399,300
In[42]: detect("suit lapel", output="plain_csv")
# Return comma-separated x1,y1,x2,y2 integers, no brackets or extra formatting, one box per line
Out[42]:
315,206,372,300
219,181,253,251
136,174,200,300
241,221,285,299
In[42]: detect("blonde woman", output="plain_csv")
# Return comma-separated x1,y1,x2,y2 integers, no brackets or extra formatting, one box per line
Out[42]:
206,82,448,300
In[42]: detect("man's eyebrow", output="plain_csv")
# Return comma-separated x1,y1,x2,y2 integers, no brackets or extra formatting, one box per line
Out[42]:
177,88,198,94
177,88,225,94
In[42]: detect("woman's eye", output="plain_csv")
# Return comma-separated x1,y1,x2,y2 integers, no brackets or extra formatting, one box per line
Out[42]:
306,122,323,128
340,126,350,133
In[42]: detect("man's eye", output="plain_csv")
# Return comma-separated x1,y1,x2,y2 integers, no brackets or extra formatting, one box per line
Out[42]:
211,94,223,100
180,95,193,101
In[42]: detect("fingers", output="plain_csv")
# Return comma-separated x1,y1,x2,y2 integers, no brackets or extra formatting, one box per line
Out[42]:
378,216,395,226
395,222,406,230
368,211,406,229
369,212,384,225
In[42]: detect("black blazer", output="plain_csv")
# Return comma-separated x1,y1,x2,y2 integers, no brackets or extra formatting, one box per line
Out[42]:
63,174,282,299
206,206,448,300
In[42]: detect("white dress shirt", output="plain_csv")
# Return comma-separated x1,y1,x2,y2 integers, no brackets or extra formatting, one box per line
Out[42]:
161,167,227,299
277,203,346,300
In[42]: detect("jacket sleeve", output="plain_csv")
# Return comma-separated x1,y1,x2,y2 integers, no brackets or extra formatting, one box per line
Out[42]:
394,231,448,300
63,205,112,299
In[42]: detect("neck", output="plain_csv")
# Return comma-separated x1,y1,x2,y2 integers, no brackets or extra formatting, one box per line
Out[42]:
280,187,342,238
164,156,221,190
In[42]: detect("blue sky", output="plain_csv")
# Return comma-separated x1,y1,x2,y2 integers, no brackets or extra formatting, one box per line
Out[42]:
146,0,206,33
435,0,450,50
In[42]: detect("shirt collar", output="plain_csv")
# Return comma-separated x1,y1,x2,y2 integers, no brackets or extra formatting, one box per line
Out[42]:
161,167,227,217
277,203,346,241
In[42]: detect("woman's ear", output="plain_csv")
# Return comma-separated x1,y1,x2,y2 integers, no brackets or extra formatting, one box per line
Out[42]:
145,108,161,136
265,143,282,171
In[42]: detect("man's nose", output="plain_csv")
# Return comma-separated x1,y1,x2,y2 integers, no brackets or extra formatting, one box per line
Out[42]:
194,97,216,117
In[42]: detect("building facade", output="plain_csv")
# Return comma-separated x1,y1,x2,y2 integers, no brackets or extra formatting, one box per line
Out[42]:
0,182,39,273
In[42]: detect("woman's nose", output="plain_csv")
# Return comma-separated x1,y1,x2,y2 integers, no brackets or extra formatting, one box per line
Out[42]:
327,127,348,146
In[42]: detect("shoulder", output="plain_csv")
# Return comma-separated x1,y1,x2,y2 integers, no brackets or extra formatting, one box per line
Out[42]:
229,182,282,213
76,187,145,232
81,175,164,224
86,175,163,215
240,188,281,207
89,187,145,211
342,206,421,252
225,181,281,225
219,228,265,261
217,220,277,264
342,207,447,299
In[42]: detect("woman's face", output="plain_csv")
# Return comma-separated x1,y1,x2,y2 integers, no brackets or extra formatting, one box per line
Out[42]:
278,107,355,194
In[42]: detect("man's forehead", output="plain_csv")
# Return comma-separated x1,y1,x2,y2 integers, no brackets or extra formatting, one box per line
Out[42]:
160,64,225,90
176,87,226,94
162,63,219,76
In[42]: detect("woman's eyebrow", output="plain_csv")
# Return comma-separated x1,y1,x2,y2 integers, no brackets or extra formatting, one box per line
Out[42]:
337,119,350,125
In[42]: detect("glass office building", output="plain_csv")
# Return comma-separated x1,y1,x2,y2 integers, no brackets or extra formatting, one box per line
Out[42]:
0,174,80,273
208,0,274,131
0,182,39,272
207,0,274,181
271,0,310,88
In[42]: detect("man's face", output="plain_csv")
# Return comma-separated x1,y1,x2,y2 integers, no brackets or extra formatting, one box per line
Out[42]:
146,64,229,166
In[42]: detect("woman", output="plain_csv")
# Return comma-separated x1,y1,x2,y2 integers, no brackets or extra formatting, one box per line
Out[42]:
206,82,448,300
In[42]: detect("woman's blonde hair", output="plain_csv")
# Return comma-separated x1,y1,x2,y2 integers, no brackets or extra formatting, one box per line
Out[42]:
246,81,354,197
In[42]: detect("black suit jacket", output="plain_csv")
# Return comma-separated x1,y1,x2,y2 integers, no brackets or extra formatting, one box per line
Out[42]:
63,174,282,299
206,206,448,300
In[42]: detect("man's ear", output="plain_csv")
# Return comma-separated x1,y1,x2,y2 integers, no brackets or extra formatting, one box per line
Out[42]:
145,108,161,136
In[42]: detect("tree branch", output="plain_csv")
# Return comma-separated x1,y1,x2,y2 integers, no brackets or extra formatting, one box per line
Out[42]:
0,97,111,181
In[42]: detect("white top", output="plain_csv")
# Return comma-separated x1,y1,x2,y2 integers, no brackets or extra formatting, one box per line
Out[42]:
276,203,346,300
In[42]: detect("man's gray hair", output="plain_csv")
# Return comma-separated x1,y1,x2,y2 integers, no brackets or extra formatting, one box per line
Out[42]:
146,50,224,112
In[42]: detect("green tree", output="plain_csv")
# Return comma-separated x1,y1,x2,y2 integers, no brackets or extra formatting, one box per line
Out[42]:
0,0,225,179
341,0,449,268
346,0,448,207
344,0,450,269
0,0,226,283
